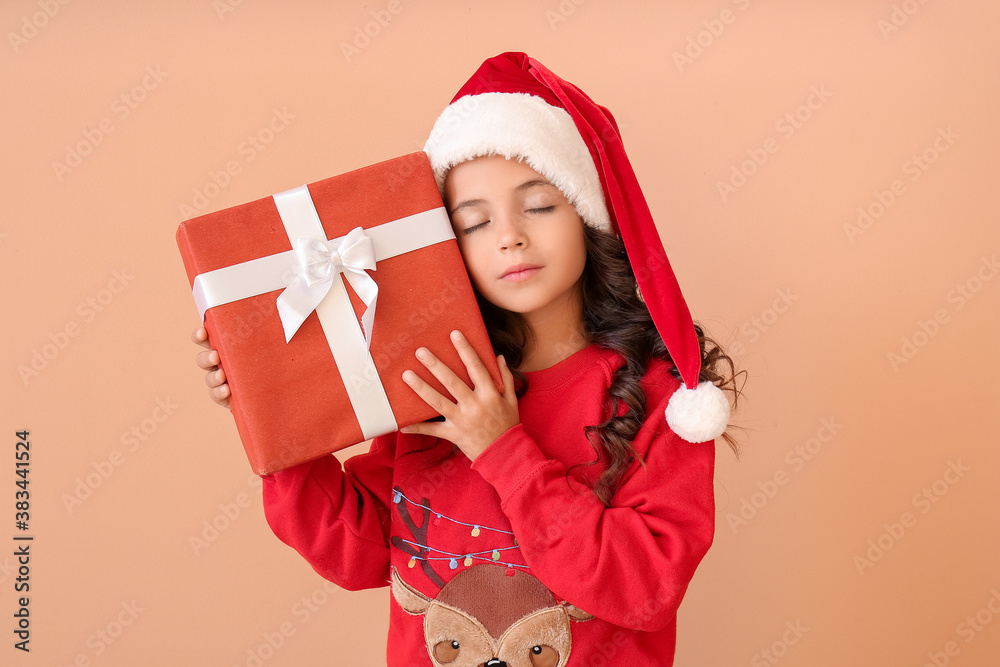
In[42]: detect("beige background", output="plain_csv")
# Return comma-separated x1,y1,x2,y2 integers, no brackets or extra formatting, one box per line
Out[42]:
4,0,999,665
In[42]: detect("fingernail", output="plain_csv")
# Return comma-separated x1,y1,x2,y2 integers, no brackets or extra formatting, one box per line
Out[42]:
451,330,461,340
416,348,428,360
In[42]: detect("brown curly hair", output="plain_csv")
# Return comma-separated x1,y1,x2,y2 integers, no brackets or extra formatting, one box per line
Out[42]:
476,223,746,506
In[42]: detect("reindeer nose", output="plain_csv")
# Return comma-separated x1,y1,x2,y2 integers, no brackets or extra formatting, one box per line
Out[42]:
484,660,507,667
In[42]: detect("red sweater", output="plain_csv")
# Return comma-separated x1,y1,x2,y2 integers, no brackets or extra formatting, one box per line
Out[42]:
262,344,715,666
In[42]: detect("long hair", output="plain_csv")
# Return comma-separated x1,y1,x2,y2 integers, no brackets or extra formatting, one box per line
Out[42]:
477,224,746,506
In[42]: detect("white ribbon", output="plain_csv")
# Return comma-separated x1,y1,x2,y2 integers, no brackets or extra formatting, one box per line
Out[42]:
276,228,378,345
190,183,456,440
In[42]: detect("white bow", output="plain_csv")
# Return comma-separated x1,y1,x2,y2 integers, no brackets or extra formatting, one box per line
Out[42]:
275,227,378,345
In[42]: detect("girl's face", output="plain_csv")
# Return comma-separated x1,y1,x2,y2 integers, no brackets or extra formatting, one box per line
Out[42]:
443,155,588,323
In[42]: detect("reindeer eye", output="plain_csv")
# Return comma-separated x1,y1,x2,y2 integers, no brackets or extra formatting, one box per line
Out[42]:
433,640,460,663
529,644,559,667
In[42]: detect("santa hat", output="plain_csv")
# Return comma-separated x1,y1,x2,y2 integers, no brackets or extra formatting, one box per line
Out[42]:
422,52,729,444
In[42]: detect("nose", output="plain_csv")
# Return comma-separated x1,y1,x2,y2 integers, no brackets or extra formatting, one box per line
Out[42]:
484,660,507,667
495,211,527,251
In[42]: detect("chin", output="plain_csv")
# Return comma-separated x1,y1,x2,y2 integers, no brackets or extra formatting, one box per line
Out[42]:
496,297,554,317
485,281,580,317
487,299,535,315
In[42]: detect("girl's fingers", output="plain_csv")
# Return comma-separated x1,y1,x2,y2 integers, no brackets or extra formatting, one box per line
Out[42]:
205,367,226,389
192,326,231,409
398,420,441,439
402,369,454,418
195,348,221,371
192,326,210,349
210,382,231,408
412,345,473,402
449,330,493,392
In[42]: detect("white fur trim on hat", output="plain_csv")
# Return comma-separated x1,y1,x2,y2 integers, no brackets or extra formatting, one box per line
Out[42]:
422,92,612,233
664,381,731,443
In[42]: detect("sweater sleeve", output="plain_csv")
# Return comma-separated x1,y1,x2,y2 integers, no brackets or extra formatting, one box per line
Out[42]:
261,433,398,591
469,395,715,632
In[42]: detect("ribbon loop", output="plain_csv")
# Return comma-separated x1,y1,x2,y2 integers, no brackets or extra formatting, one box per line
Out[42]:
276,227,379,344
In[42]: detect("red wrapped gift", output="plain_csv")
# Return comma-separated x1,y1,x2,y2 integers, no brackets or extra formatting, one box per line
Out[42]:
176,152,502,474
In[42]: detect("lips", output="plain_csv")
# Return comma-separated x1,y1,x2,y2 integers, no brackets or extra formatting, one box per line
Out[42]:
500,263,542,281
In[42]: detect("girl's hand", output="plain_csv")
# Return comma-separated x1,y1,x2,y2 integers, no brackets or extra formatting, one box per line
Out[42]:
399,330,518,461
192,326,231,410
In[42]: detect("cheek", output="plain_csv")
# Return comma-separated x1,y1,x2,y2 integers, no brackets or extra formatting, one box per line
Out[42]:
572,235,587,274
455,239,492,293
558,223,588,280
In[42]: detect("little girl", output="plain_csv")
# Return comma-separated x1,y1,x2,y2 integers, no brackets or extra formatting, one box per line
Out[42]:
193,52,741,667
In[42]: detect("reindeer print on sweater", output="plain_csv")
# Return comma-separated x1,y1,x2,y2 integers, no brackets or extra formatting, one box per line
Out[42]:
392,564,593,667
388,485,593,666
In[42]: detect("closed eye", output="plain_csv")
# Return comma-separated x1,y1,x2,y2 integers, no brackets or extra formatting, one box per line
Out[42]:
461,207,554,236
462,221,489,236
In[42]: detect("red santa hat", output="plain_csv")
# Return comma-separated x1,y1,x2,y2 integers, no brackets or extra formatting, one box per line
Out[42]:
422,52,729,444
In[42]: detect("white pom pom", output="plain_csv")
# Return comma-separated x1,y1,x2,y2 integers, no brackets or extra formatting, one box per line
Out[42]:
665,381,731,443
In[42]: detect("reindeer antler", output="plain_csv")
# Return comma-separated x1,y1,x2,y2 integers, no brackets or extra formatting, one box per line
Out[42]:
390,486,446,588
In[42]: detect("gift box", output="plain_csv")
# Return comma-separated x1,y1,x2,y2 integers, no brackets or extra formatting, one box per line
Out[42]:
176,152,503,475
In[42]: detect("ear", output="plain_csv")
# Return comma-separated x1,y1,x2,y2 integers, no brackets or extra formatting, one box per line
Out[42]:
390,566,433,616
562,602,594,622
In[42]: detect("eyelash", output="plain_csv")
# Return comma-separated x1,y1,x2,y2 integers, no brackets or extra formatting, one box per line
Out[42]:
462,207,555,236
